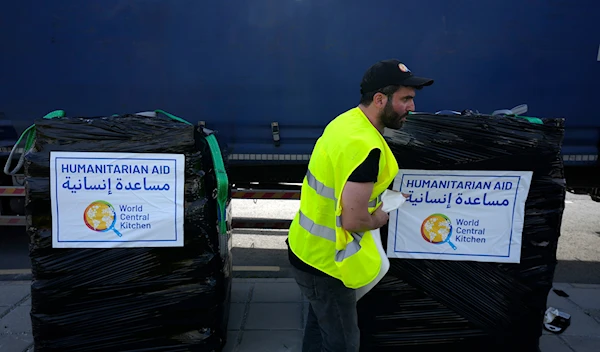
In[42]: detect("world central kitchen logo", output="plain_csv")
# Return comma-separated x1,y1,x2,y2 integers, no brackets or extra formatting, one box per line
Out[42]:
83,201,151,237
420,214,487,250
83,200,123,237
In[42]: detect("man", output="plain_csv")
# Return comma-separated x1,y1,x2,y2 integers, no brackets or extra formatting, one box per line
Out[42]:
286,59,434,352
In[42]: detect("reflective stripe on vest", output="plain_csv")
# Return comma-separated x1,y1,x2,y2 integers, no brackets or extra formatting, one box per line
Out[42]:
306,170,380,207
335,232,363,262
304,169,378,264
298,210,336,242
298,211,365,263
306,169,336,201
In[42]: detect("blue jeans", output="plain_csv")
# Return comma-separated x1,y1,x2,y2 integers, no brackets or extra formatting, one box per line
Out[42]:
292,266,360,352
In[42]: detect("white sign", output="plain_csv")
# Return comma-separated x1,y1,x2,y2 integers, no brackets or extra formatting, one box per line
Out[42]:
50,152,185,248
387,170,533,263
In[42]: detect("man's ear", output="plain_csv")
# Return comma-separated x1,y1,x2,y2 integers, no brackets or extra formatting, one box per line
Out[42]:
373,92,387,108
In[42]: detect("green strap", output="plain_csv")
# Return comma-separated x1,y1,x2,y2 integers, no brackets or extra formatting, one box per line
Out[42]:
514,115,543,124
154,111,227,233
14,125,36,152
19,110,65,151
205,133,229,235
43,110,65,120
4,110,65,176
24,110,65,150
155,109,193,125
153,111,227,232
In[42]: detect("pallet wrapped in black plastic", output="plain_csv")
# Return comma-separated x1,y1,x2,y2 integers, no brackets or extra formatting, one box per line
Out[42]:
22,111,232,351
357,112,566,352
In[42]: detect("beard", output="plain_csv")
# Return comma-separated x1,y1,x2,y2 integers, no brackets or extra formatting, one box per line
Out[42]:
379,99,407,130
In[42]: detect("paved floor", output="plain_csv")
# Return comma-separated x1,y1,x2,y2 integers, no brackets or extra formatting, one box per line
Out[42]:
224,279,306,352
1,279,599,351
0,281,31,352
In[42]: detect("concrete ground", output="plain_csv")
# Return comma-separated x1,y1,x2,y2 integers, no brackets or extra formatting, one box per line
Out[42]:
2,279,599,352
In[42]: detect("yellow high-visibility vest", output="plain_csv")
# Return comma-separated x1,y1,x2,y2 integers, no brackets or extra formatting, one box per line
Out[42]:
288,107,399,289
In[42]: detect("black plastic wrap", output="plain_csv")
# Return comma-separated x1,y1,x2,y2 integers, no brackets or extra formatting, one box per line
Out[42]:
357,113,566,352
24,114,232,352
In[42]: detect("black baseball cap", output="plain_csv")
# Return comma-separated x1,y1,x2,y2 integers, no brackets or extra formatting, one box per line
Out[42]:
360,59,434,94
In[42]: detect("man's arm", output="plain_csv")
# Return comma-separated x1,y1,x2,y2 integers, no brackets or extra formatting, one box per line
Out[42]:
340,182,388,232
339,149,388,232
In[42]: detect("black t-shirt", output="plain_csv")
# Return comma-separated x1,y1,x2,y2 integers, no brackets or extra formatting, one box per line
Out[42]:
287,149,381,276
347,149,380,183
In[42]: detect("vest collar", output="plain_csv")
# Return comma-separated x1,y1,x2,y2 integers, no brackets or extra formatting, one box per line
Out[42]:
354,106,383,135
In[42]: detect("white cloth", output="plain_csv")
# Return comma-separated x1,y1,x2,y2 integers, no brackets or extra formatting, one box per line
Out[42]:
356,190,407,300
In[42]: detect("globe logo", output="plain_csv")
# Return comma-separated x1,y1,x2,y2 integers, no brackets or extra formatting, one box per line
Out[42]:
83,200,123,237
420,213,457,250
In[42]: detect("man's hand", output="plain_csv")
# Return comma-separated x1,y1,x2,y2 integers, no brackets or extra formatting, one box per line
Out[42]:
370,203,389,229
